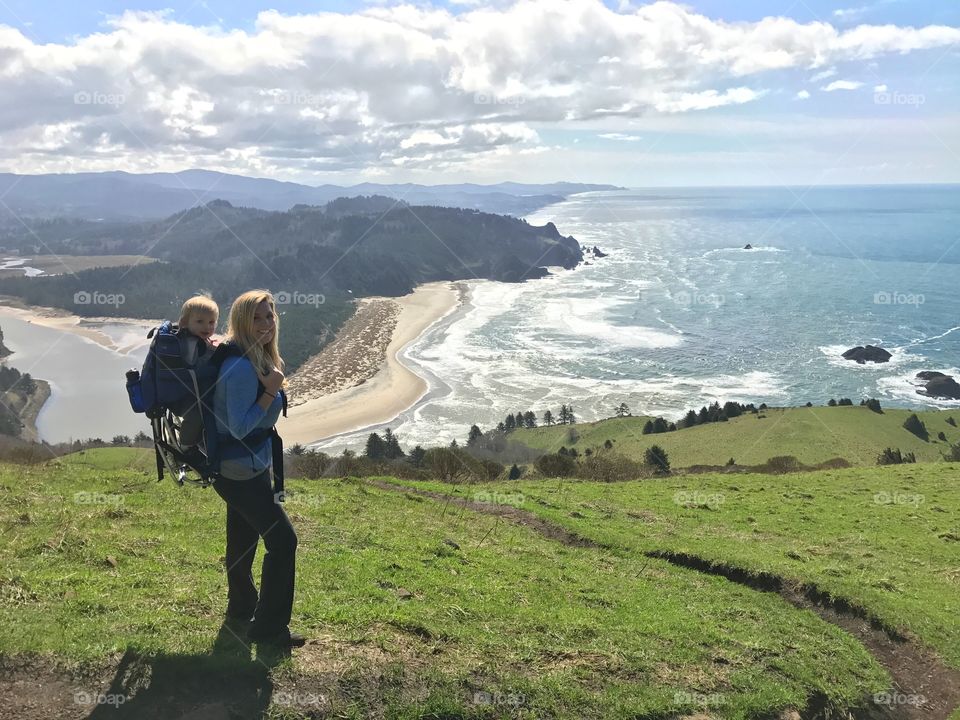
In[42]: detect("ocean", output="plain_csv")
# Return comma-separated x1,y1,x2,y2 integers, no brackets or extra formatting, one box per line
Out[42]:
319,185,960,452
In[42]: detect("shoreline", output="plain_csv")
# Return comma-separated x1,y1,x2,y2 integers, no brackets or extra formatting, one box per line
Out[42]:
0,297,159,354
277,281,464,446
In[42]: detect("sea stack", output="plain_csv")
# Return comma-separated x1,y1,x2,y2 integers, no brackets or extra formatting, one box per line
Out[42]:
842,345,892,364
916,371,960,400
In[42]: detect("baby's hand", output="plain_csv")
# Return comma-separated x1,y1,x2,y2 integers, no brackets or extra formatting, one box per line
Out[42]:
207,335,221,347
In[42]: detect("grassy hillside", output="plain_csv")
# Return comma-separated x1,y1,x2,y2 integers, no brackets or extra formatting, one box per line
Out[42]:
509,405,960,467
391,462,960,672
6,450,943,719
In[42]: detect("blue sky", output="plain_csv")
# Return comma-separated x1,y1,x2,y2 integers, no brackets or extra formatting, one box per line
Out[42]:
0,0,958,186
5,0,958,43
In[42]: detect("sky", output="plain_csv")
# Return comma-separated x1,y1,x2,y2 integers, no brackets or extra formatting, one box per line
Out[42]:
0,0,958,187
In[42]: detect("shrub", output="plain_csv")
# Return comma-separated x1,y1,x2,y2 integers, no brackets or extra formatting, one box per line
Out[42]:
878,447,916,465
938,431,947,441
508,463,522,480
861,398,883,414
759,455,803,474
902,414,928,441
535,452,577,477
947,416,957,427
478,458,505,481
828,398,837,407
603,439,613,449
424,447,480,483
942,443,960,462
578,453,646,482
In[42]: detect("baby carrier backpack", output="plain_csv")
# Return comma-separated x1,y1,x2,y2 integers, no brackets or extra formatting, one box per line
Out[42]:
125,321,287,499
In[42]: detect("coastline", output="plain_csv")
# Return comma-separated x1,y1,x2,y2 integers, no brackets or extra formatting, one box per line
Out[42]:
277,281,464,446
17,379,51,443
0,297,159,354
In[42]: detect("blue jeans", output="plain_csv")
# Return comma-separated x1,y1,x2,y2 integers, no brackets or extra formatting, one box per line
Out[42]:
213,469,297,638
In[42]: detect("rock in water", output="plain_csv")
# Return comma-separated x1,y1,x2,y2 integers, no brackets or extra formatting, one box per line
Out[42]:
916,371,960,400
743,243,753,249
841,345,892,364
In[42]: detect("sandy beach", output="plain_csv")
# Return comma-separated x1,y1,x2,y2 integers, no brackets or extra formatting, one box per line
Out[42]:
278,281,463,446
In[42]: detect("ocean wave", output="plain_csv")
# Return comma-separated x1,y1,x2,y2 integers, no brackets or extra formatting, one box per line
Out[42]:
876,367,960,408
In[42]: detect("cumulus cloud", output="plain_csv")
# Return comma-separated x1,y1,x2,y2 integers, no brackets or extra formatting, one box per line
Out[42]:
795,90,811,100
822,80,865,91
0,0,957,177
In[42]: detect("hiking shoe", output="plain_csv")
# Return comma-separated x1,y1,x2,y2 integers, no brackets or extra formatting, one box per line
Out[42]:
247,628,307,648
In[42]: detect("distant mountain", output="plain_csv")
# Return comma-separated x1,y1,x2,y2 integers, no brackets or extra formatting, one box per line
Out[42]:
0,170,621,221
0,195,587,371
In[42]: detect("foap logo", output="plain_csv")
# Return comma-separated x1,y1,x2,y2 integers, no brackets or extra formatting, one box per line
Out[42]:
73,491,123,508
673,490,726,509
73,91,125,107
674,690,727,707
274,490,326,508
873,691,926,707
873,90,925,107
473,92,526,107
275,290,325,307
873,491,924,507
873,291,924,306
473,490,525,507
472,690,526,708
674,290,724,308
273,90,324,107
73,290,125,307
73,690,127,707
274,691,325,707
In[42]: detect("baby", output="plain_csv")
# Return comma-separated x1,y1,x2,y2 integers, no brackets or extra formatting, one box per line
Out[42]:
177,294,220,446
179,293,220,350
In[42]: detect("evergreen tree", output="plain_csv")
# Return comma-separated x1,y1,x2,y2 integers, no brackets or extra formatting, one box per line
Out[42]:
408,445,426,467
383,428,404,459
365,433,385,459
615,402,630,418
543,409,554,426
467,424,483,446
523,411,537,428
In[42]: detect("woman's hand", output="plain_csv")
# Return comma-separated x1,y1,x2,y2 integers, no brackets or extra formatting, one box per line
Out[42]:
260,367,285,396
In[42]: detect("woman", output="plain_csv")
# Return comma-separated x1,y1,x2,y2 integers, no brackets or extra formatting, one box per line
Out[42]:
213,289,303,648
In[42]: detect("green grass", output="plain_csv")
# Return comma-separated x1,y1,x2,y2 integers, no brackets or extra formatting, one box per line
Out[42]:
510,405,960,467
0,453,902,719
390,462,960,670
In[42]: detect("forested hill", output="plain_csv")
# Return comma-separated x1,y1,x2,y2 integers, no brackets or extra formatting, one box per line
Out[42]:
0,196,583,371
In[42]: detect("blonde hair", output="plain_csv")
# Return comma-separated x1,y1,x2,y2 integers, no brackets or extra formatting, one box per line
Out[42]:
178,293,219,328
225,289,285,380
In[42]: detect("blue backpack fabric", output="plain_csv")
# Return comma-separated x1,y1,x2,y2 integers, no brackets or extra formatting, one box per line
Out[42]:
126,323,287,498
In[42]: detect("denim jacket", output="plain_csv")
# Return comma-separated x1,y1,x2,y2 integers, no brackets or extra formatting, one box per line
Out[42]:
213,355,283,480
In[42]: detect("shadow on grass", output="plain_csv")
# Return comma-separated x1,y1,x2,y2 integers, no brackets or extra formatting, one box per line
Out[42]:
84,622,288,719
